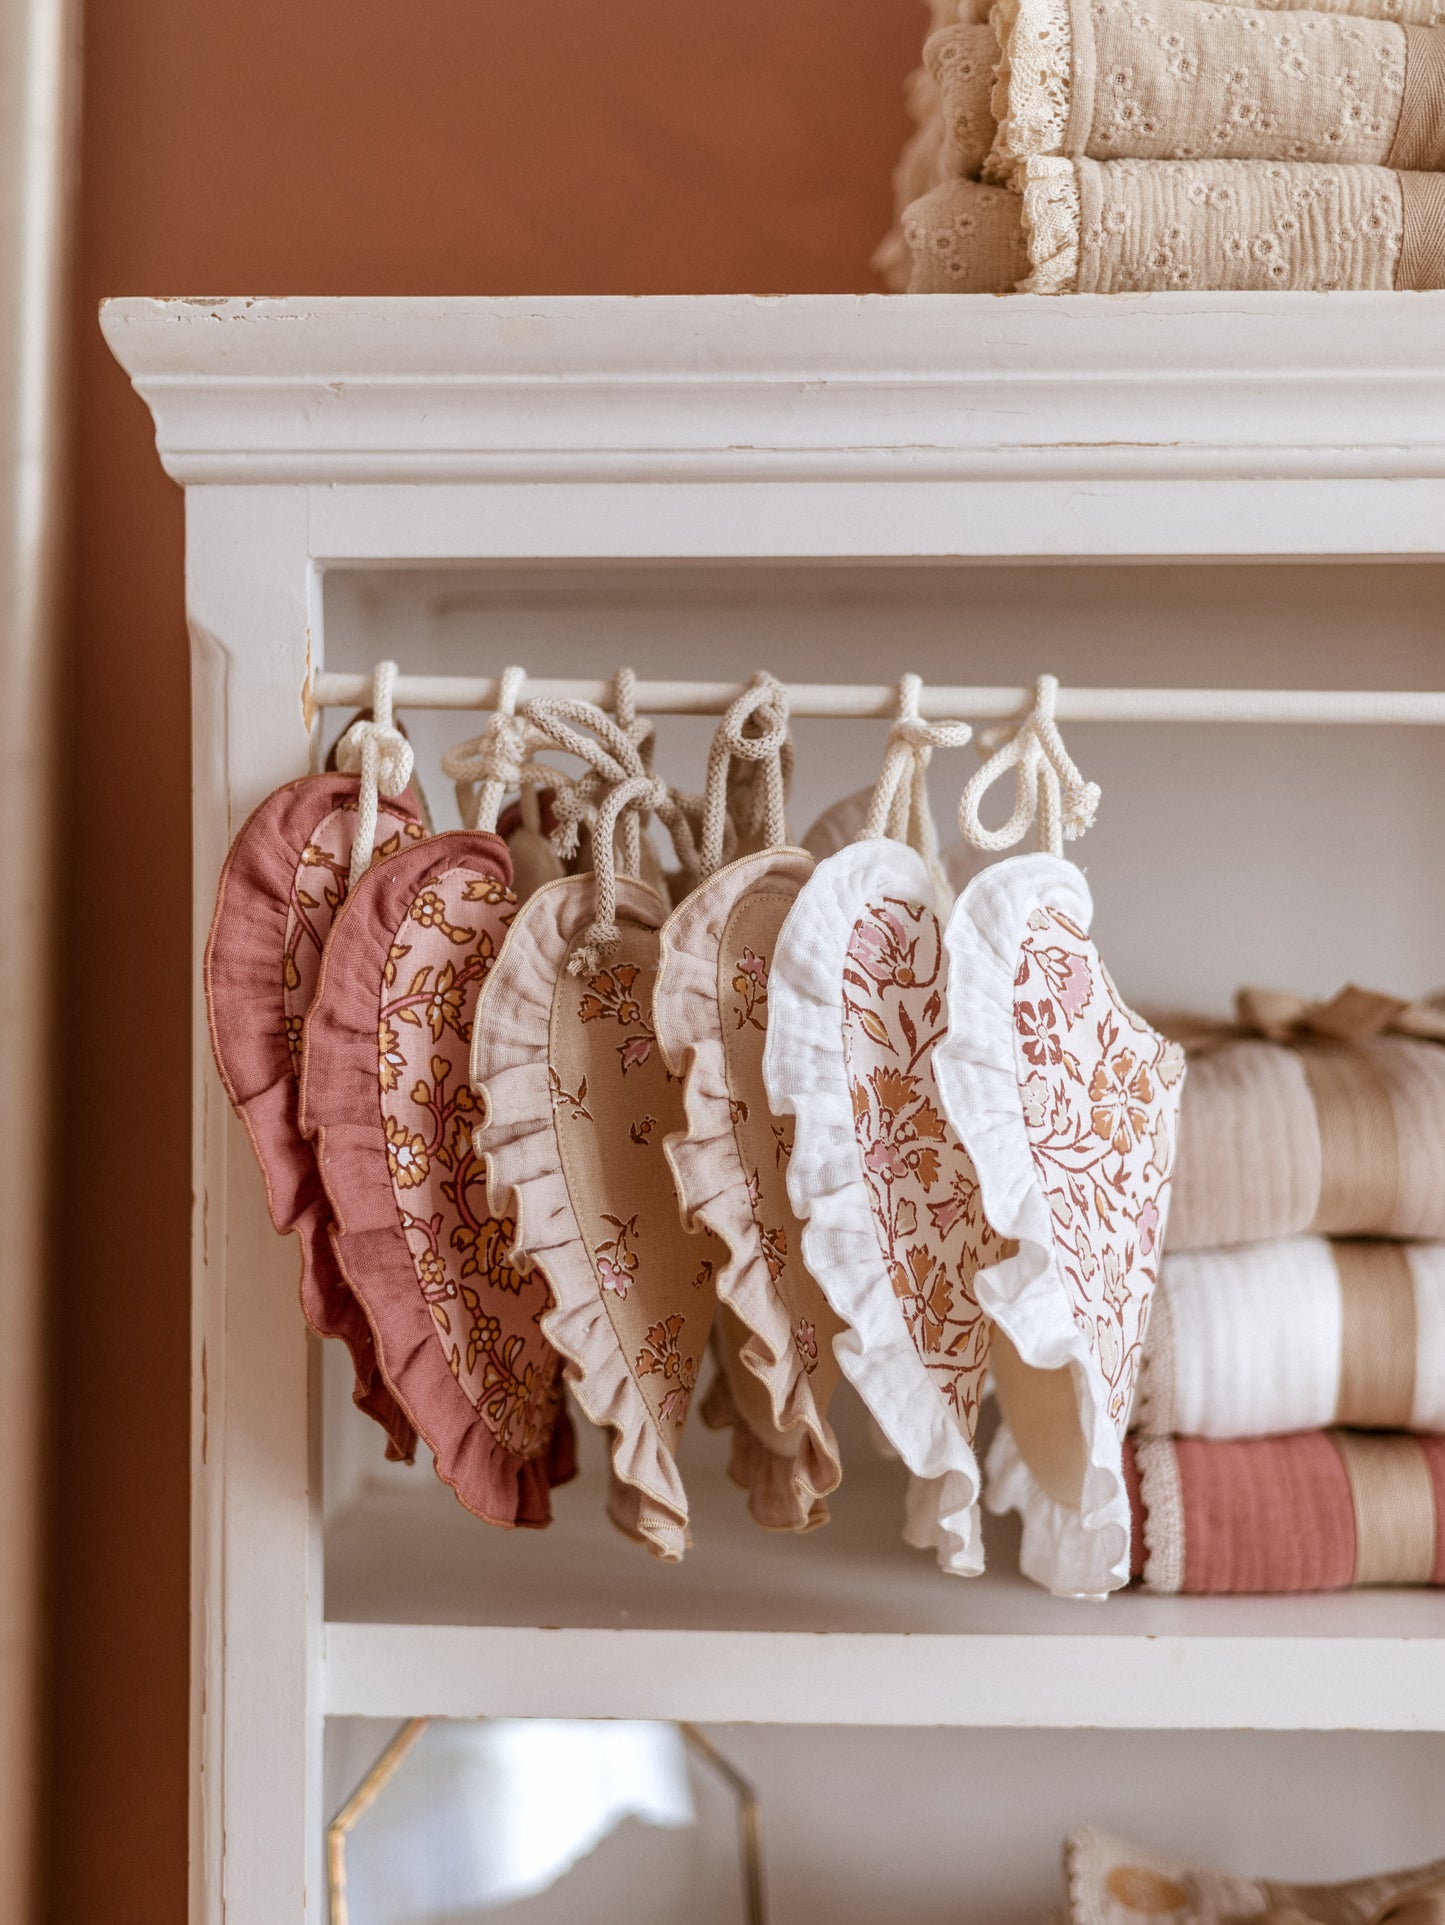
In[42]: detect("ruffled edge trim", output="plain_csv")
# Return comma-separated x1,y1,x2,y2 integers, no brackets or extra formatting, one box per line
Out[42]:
1017,156,1081,293
1134,1436,1185,1592
986,0,1073,180
700,1368,830,1533
655,847,843,1533
204,772,420,1461
937,852,1133,1597
300,832,577,1529
1131,1281,1175,1438
762,838,984,1576
472,873,690,1561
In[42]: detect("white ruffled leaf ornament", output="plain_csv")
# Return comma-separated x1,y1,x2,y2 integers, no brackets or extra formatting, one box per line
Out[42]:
654,674,845,1533
934,675,1186,1597
763,676,997,1576
471,676,726,1561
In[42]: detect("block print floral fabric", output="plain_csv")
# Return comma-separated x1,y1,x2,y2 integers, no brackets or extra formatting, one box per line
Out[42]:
281,799,423,1068
1013,904,1184,1431
843,897,996,1434
549,928,727,1458
376,868,564,1460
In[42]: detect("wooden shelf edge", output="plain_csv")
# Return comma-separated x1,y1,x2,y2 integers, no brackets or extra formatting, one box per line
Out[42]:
323,1623,1445,1731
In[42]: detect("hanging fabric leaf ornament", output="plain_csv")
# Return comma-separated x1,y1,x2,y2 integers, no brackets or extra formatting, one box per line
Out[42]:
298,691,577,1526
204,663,425,1459
764,676,995,1575
472,675,726,1560
935,675,1186,1597
654,674,845,1533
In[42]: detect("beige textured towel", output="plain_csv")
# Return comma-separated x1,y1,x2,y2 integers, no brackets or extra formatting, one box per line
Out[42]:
1020,156,1445,291
903,178,1032,290
990,0,1445,174
905,161,1445,291
1169,1033,1445,1251
925,26,1000,178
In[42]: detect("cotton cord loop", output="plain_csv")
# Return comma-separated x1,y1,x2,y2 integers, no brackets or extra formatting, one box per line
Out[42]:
335,660,416,887
524,672,700,976
700,671,793,880
440,665,559,834
862,673,972,908
958,673,1100,859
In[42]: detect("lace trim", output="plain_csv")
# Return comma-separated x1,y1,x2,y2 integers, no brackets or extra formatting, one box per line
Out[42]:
472,874,690,1560
763,839,985,1576
1018,157,1082,293
936,853,1135,1596
1131,1283,1175,1437
1135,1437,1186,1592
654,847,842,1533
987,0,1074,180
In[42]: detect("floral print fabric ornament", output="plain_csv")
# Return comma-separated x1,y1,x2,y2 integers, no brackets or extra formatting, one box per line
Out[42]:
764,679,993,1574
655,677,845,1533
205,771,424,1460
300,832,575,1526
936,676,1185,1596
473,689,726,1560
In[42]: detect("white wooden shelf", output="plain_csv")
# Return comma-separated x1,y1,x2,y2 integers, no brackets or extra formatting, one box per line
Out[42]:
99,294,1445,1921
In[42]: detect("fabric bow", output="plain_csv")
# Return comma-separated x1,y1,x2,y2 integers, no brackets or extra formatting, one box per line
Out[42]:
958,672,1100,860
1258,1875,1445,1924
1167,984,1445,1056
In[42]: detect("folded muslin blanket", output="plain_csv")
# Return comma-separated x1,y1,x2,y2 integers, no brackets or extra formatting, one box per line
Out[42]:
925,26,1000,177
1169,1033,1445,1250
905,161,1445,291
989,0,1445,175
1064,1827,1445,1925
1126,1430,1445,1591
1137,1237,1445,1438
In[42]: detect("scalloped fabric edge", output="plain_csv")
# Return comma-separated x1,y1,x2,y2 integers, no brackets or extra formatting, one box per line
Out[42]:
936,852,1138,1596
204,772,420,1461
987,0,1074,180
762,839,985,1576
471,874,691,1561
300,832,576,1529
1017,156,1082,293
656,847,842,1533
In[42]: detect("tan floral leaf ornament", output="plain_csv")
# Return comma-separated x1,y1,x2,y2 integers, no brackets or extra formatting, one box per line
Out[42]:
764,676,996,1576
934,675,1186,1596
654,673,846,1533
472,674,726,1560
204,661,426,1460
298,691,578,1527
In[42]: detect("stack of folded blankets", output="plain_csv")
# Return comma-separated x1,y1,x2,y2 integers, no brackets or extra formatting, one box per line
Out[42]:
1123,987,1445,1594
877,0,1445,293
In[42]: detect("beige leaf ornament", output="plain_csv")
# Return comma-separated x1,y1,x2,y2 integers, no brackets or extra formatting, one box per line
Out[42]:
935,676,1185,1596
764,676,995,1575
654,675,845,1532
471,680,725,1559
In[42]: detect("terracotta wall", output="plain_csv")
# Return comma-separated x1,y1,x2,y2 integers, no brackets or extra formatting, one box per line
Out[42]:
54,4,916,1916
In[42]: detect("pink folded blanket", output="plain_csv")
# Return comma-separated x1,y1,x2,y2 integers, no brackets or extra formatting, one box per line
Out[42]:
1126,1431,1445,1592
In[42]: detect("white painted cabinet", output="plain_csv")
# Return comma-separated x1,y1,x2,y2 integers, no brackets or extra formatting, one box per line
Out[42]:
102,295,1445,1925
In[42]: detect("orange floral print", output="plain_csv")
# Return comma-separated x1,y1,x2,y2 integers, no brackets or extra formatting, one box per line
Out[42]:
635,1313,698,1427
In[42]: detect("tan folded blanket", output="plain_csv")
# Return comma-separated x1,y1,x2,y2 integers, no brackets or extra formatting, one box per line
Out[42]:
925,26,1000,178
989,0,1445,175
1169,1033,1445,1250
904,161,1445,292
1021,157,1445,292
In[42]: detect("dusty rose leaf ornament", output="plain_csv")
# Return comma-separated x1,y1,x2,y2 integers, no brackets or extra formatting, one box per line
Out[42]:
655,847,846,1533
299,831,575,1526
473,873,727,1560
935,680,1185,1595
764,838,996,1574
204,771,424,1459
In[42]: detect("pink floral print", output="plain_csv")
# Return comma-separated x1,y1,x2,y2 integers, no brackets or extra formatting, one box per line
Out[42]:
1012,905,1184,1431
842,899,995,1430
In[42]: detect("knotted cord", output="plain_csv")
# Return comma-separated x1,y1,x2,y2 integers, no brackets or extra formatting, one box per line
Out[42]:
958,672,1100,859
861,672,973,908
700,671,792,880
440,664,561,834
335,659,416,887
